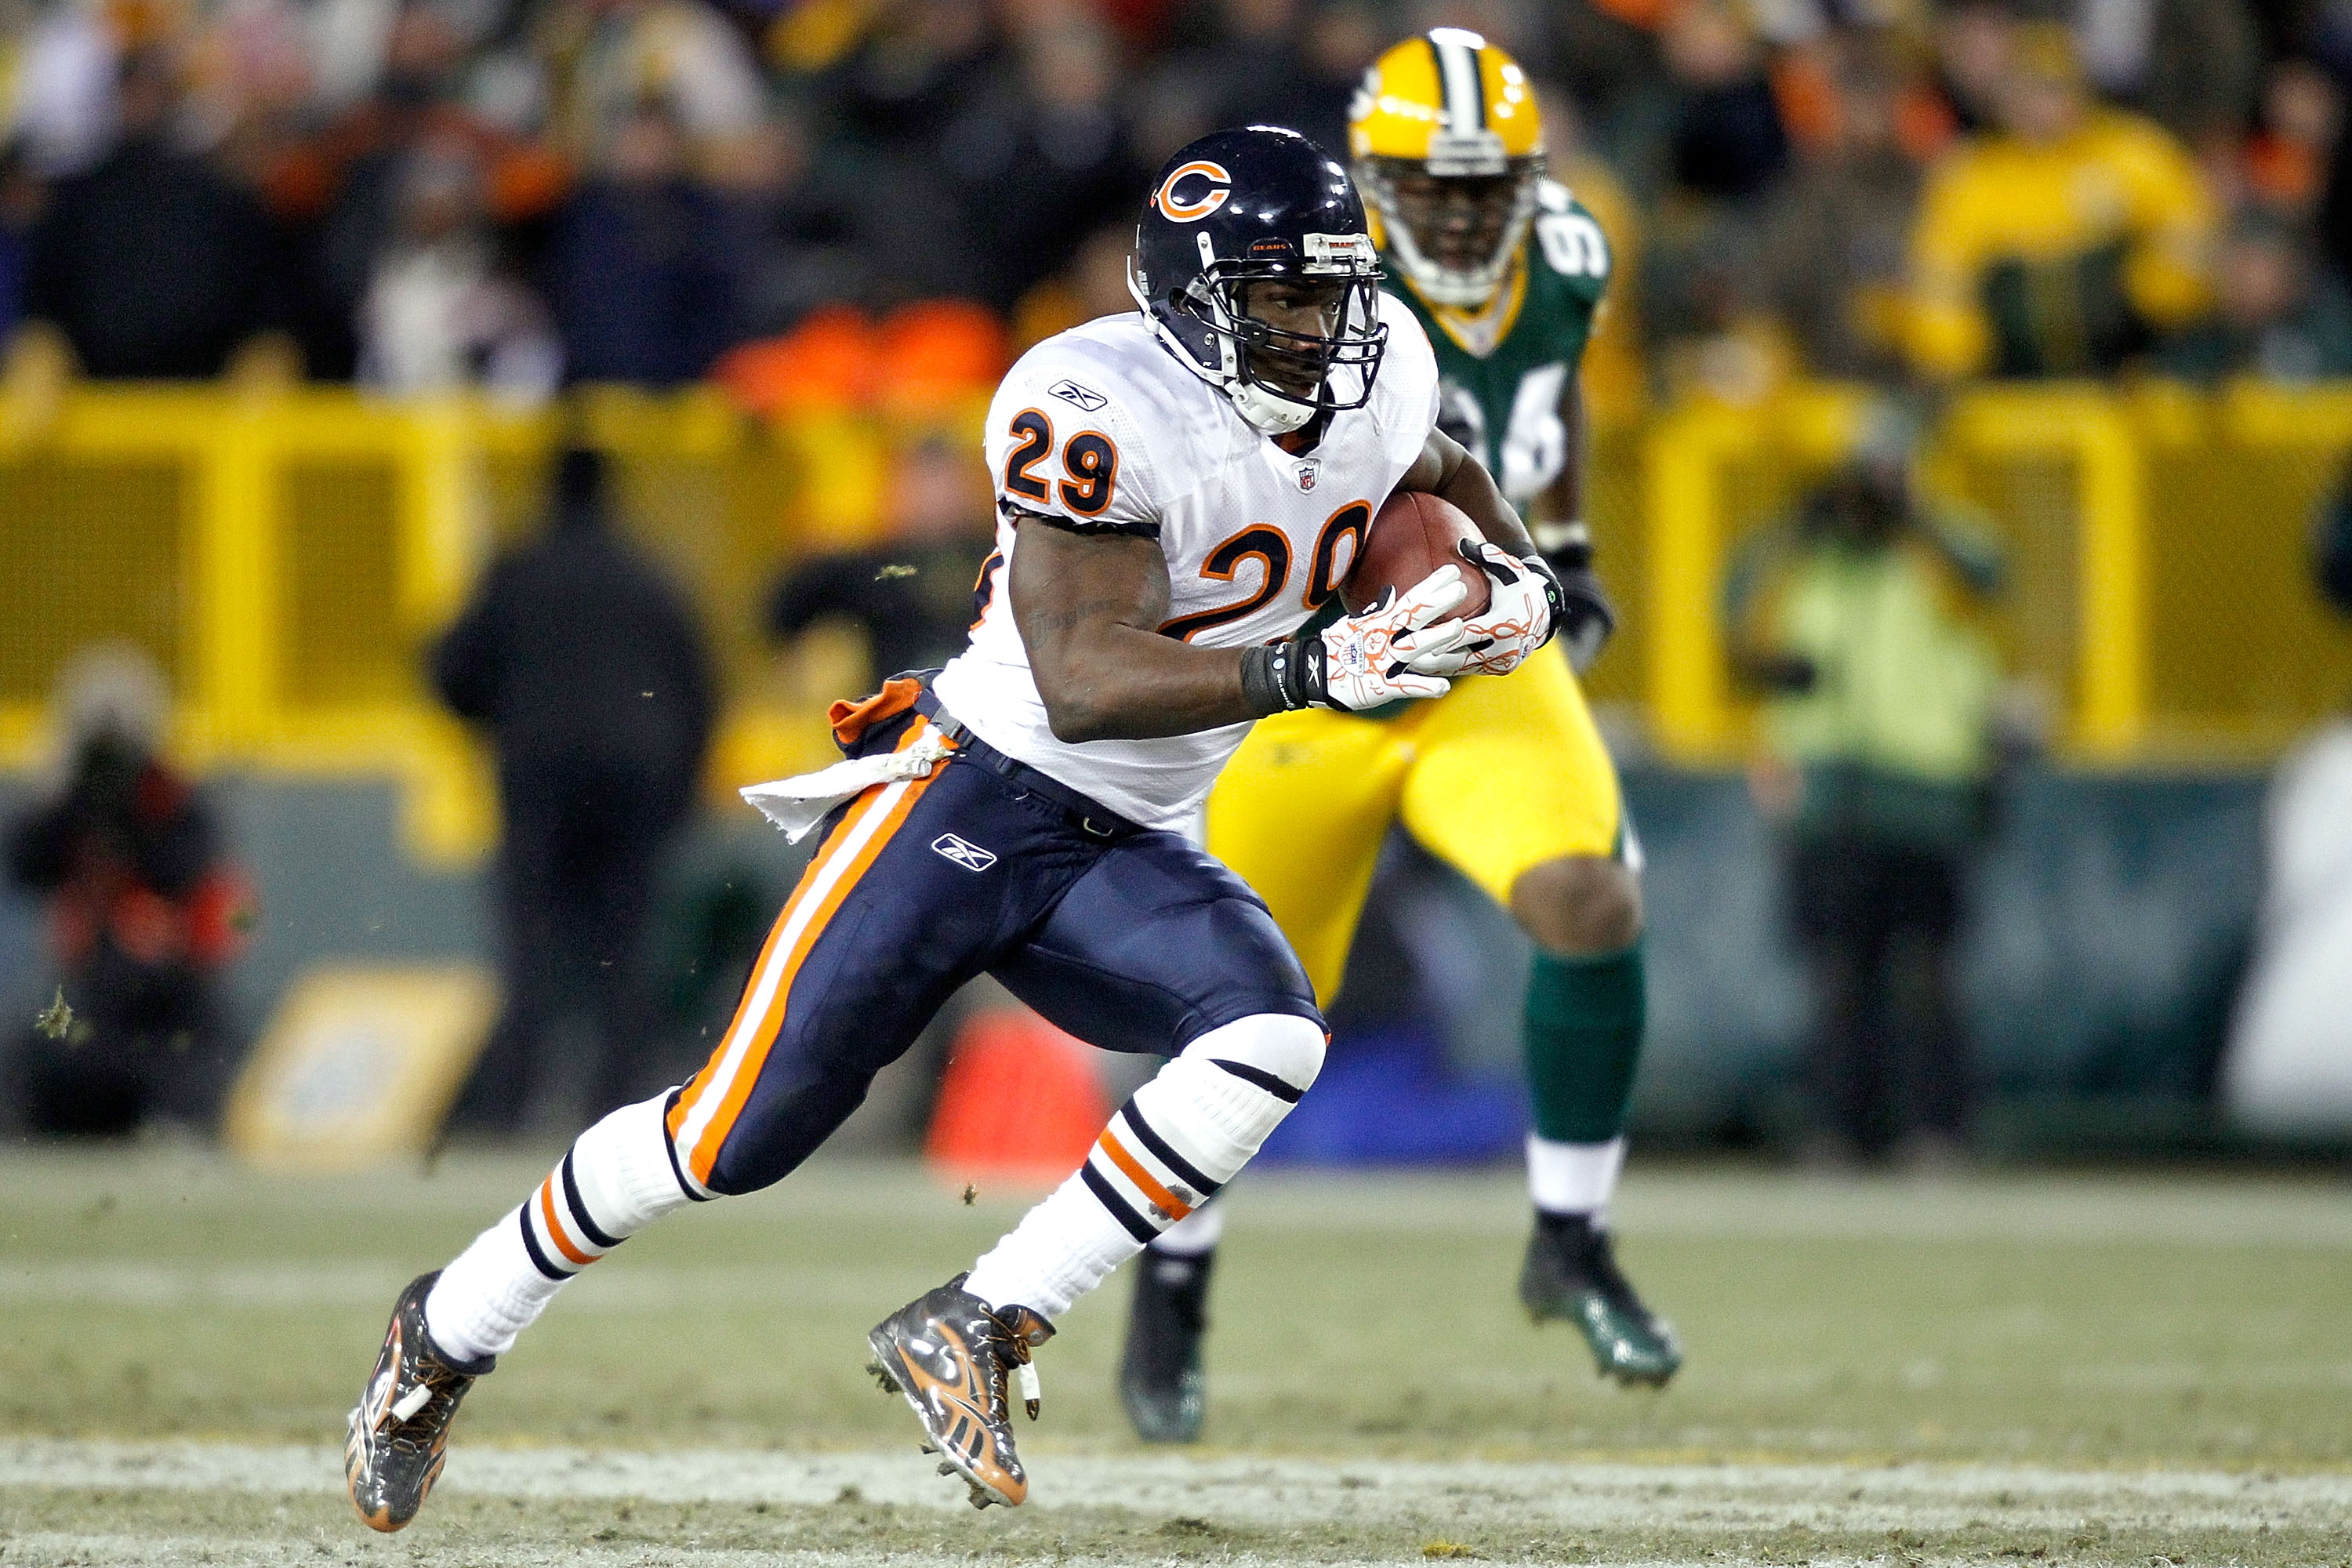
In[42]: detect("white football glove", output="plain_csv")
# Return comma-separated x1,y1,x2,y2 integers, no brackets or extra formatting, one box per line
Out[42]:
1450,539,1565,677
1305,564,1474,710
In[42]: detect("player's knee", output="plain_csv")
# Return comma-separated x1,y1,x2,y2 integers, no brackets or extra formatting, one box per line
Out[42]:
1181,1011,1326,1096
1511,855,1643,956
572,1091,699,1232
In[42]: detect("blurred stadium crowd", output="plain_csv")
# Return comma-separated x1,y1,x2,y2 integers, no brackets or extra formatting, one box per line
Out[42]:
5,0,2352,401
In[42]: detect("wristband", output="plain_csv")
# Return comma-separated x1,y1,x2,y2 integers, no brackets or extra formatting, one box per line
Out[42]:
1239,644,1289,717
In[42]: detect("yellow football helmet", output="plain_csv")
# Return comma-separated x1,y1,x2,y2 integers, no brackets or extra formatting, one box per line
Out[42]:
1348,28,1544,308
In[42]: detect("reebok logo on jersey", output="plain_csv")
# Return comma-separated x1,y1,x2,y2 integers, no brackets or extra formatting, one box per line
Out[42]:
931,833,997,873
1049,379,1107,412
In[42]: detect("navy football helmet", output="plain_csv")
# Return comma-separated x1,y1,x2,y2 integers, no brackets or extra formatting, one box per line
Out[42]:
1128,126,1389,435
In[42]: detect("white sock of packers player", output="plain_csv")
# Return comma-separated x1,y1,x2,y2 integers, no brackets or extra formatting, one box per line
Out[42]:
1526,1134,1627,1220
425,1094,695,1363
964,1014,1320,1319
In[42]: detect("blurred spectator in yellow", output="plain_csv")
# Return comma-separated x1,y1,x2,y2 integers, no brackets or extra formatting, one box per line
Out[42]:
1760,32,1923,382
5,644,252,1138
354,135,561,400
1723,413,2005,1167
21,44,281,376
433,446,716,1133
2158,212,2352,383
1907,22,2215,380
765,428,997,681
547,99,735,386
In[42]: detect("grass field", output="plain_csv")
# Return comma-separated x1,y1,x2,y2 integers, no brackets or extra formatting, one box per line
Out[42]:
2,1145,2348,1566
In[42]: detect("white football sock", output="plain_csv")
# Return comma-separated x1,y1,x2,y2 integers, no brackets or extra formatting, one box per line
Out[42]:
1526,1133,1626,1221
426,1093,697,1364
965,1014,1320,1319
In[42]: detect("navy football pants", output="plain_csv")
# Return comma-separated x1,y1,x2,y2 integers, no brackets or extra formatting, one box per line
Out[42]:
663,707,1321,1196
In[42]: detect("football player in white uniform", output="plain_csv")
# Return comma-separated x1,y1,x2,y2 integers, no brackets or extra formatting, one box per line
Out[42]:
343,125,1568,1529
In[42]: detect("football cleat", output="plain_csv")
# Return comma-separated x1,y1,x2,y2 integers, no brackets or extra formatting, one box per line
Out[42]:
1519,1211,1682,1388
867,1273,1053,1508
1119,1246,1213,1443
344,1270,492,1532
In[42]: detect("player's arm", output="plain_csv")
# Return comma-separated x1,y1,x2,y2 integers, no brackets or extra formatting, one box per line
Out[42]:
1529,375,1586,550
1011,509,1467,733
1527,373,1616,672
1010,514,1258,742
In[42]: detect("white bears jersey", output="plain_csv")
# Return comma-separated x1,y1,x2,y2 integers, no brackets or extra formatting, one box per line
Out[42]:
932,292,1441,829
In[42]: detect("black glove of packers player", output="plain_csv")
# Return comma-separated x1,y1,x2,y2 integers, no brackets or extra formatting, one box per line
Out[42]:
1531,522,1616,675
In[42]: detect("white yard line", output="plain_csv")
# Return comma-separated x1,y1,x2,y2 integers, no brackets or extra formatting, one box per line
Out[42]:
2,1439,2347,1535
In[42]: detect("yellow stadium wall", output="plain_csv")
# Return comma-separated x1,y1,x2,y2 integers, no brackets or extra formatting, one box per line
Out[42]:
3,380,2348,869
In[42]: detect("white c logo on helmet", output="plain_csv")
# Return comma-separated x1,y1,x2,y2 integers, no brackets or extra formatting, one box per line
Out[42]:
1154,161,1232,223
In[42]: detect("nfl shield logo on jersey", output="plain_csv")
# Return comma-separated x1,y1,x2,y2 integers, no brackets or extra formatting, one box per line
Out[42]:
1294,458,1319,492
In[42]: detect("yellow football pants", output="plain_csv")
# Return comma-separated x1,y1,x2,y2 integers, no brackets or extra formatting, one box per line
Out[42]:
1206,646,1624,1006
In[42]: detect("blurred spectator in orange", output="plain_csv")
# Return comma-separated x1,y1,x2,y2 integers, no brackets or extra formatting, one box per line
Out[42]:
547,100,736,386
355,136,562,400
2241,60,2338,223
21,44,281,376
2159,212,2352,382
1760,32,1923,382
434,447,716,1133
1907,22,2215,380
5,644,252,1138
765,428,999,681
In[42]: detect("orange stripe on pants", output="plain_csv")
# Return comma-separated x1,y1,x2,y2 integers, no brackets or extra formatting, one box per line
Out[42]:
669,735,947,1187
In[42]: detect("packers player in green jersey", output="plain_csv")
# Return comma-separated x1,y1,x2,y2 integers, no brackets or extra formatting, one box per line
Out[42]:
1115,28,1679,1443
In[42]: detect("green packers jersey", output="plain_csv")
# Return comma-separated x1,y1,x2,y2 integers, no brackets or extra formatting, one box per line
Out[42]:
1383,180,1610,510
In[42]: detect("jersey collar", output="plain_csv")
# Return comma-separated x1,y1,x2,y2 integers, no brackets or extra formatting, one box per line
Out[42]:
1408,246,1527,360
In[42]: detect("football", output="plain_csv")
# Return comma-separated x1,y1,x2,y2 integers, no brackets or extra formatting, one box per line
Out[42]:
1341,490,1492,618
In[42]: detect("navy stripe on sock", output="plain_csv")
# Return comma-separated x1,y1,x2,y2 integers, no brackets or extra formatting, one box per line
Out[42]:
660,1088,713,1201
515,1205,572,1281
559,1151,622,1251
1080,1160,1160,1243
1208,1058,1303,1104
1116,1103,1220,1200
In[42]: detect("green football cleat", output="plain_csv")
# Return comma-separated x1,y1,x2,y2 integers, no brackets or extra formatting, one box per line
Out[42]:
1519,1211,1682,1387
1119,1245,1213,1443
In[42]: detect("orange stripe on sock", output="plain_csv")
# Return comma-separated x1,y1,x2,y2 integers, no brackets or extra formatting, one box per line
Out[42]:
681,728,948,1186
537,1178,595,1267
1097,1129,1192,1221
